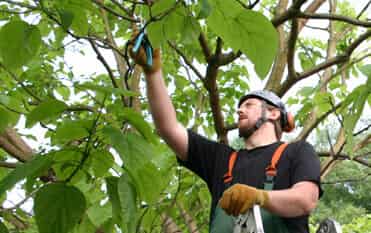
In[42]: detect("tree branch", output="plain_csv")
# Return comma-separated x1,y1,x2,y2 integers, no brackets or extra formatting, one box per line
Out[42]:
92,0,137,22
279,29,371,96
198,32,211,62
318,151,371,168
88,38,119,88
168,41,204,80
219,51,242,66
287,18,298,79
296,12,371,27
0,161,17,168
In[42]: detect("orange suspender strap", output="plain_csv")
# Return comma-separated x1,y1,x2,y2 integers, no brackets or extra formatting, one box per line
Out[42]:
223,151,238,183
223,143,289,184
265,143,289,177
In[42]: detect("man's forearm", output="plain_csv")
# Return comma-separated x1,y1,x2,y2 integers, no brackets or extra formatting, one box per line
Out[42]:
265,182,319,217
144,69,188,159
144,69,177,134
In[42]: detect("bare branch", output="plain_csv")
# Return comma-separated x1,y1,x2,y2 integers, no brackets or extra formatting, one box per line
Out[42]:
356,0,371,19
219,51,242,66
279,30,371,95
92,0,137,22
354,124,371,136
296,12,371,27
287,19,299,79
318,151,371,168
198,32,212,62
0,161,17,168
168,41,204,80
88,39,119,88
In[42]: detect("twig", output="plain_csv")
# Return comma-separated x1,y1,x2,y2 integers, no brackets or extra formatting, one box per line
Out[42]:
110,0,133,16
296,12,371,27
354,124,371,136
356,0,371,19
92,0,138,22
168,41,204,80
88,39,119,88
0,63,41,102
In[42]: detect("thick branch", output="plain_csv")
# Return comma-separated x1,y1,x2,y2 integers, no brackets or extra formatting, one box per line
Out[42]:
0,128,33,162
298,0,326,31
287,19,298,79
0,161,17,168
198,33,211,62
272,0,310,27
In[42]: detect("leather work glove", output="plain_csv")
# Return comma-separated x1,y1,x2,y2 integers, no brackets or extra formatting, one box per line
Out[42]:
219,184,269,216
129,29,161,75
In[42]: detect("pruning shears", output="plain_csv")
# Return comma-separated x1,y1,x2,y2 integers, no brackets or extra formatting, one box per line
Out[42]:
132,30,153,67
234,205,264,233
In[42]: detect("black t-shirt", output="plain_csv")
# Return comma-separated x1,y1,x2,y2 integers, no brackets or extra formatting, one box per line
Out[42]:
178,130,323,233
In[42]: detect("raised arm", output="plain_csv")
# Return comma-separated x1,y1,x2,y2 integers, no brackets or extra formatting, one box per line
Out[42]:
130,43,188,161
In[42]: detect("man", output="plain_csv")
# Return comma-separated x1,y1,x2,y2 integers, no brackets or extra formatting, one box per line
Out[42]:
130,43,322,233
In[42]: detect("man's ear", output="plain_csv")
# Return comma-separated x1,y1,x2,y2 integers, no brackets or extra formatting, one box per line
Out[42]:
268,108,281,121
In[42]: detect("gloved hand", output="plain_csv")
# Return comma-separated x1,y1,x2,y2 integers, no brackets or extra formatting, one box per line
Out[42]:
129,29,161,75
219,184,270,216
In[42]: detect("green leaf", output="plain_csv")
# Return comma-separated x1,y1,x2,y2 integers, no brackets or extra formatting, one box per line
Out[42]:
0,20,41,69
55,0,91,36
52,120,92,145
299,52,312,70
86,202,112,228
0,95,24,113
105,177,123,227
102,127,165,204
26,99,68,128
76,83,138,97
197,0,212,19
342,85,370,153
58,9,74,31
34,183,86,233
56,85,71,101
181,17,201,45
121,108,157,144
207,1,278,78
0,156,53,197
299,86,315,97
90,149,114,178
359,64,371,78
0,221,8,233
147,5,187,47
0,106,19,134
118,174,138,233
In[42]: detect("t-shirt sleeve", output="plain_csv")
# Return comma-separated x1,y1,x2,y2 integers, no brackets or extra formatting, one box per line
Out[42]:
290,141,324,197
177,129,231,186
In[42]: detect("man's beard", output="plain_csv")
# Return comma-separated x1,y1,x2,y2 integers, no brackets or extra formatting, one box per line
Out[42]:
238,125,255,139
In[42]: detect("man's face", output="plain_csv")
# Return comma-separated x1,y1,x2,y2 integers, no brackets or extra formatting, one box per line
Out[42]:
237,98,264,138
